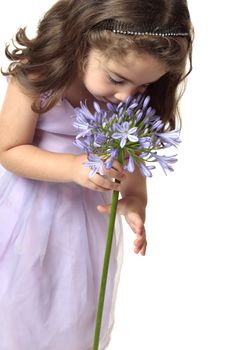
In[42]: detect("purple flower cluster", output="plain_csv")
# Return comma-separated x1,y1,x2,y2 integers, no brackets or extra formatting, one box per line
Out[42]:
73,95,181,177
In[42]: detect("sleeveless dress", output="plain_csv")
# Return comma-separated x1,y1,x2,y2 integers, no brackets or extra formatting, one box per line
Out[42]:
0,96,123,350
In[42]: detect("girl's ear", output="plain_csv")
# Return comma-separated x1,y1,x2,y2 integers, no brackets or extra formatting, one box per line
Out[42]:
81,57,88,73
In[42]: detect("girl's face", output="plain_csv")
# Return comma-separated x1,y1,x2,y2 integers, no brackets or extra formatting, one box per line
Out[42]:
82,49,167,104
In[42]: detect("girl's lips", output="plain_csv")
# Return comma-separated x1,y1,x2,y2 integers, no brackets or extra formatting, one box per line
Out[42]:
105,98,120,104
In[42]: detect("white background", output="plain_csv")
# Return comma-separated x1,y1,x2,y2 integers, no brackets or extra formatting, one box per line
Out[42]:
0,1,233,349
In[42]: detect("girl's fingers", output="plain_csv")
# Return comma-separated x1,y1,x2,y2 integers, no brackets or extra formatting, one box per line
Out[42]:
90,174,121,191
97,204,111,213
104,161,126,181
104,168,125,182
108,159,124,173
140,242,147,256
88,183,110,192
97,196,147,255
133,223,147,255
97,198,126,215
134,238,147,255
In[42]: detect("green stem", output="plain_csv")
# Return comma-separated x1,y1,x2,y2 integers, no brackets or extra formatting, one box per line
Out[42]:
93,151,124,350
92,188,119,350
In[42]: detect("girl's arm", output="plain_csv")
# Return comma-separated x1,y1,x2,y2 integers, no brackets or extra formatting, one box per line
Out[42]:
120,165,147,213
98,166,148,255
0,79,123,191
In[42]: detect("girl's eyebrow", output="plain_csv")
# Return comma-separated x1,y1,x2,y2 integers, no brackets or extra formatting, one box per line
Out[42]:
109,70,130,81
109,70,159,85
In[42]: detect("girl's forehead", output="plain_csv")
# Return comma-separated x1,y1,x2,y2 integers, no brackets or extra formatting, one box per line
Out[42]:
105,50,162,67
89,49,167,73
99,50,168,83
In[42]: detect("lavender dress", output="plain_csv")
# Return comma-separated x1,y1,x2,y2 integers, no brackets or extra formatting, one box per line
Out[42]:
0,97,123,350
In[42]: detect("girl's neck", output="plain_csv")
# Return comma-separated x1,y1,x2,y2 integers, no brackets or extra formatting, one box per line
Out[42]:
63,77,107,111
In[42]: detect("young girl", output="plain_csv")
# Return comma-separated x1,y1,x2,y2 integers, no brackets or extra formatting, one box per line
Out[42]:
0,0,193,349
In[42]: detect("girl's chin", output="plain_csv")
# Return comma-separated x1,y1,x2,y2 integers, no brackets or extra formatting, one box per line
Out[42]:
92,95,107,102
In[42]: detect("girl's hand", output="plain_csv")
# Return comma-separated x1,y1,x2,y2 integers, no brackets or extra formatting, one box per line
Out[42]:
72,154,125,192
97,195,147,256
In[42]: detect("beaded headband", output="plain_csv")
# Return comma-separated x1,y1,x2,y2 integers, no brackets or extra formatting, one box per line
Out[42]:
94,19,189,37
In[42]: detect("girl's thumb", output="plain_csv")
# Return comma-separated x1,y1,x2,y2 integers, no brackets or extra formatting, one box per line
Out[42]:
97,198,125,215
97,204,111,214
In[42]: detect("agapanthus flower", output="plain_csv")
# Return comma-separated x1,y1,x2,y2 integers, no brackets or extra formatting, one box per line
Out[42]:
73,95,181,177
74,95,182,350
112,121,138,148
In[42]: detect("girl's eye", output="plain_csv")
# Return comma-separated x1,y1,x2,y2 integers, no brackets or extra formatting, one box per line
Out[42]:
108,75,124,85
142,83,152,88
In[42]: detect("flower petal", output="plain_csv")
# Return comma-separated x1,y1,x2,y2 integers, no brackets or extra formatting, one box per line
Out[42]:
126,155,135,172
93,101,101,113
139,163,153,177
127,134,139,142
128,127,138,134
120,137,127,148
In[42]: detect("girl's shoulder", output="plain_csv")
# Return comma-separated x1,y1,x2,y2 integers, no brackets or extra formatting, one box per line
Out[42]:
0,78,39,154
1,78,38,117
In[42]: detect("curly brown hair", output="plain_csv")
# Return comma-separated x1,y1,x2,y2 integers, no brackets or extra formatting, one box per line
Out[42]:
2,0,193,130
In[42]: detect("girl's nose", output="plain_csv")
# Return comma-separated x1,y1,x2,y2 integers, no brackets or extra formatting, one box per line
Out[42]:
114,86,146,102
